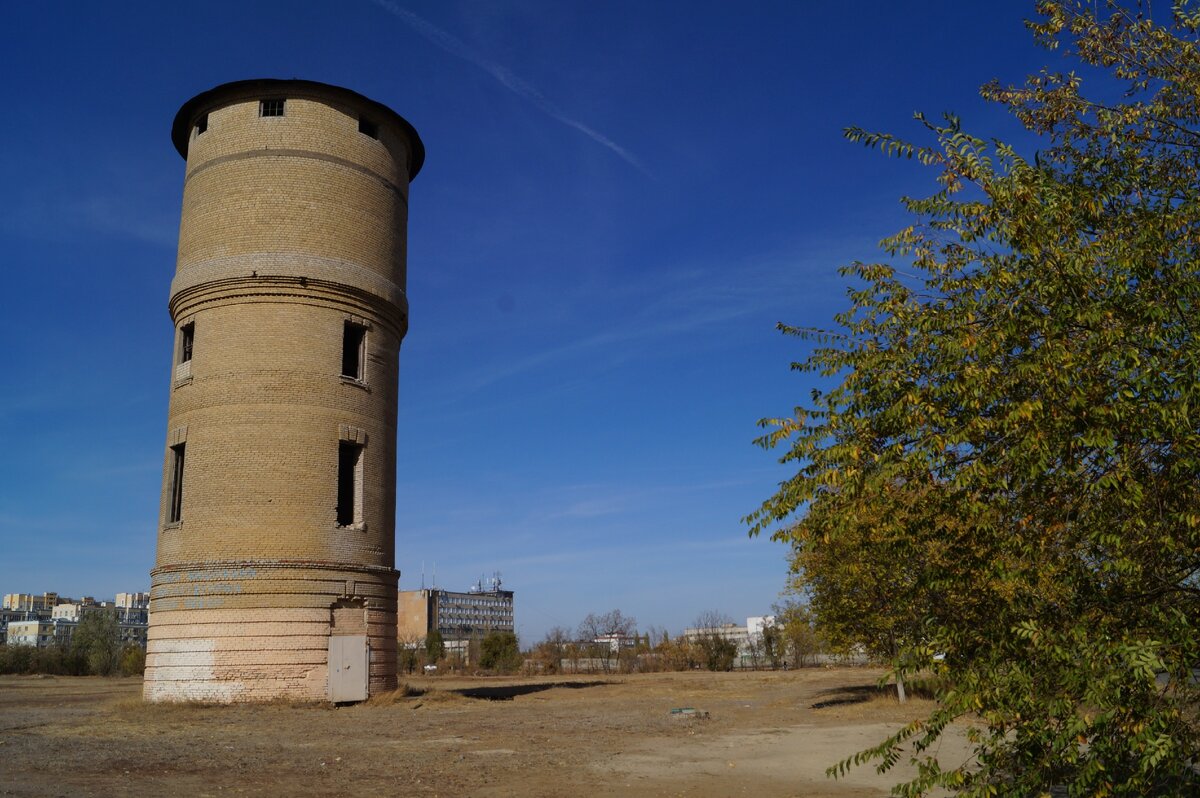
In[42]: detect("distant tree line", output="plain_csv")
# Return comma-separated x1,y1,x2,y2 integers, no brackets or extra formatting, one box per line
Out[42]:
395,605,831,678
524,602,828,675
397,627,523,676
0,612,145,677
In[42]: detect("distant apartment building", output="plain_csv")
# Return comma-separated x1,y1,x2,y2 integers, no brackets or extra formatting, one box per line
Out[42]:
51,603,97,622
5,613,148,649
0,609,26,642
52,602,146,624
398,576,515,660
6,620,57,647
114,592,149,610
1,590,149,649
2,593,66,642
2,593,62,612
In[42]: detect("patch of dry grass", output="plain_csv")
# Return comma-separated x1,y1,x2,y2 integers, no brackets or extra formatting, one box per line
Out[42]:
363,683,427,706
107,695,221,715
410,687,471,705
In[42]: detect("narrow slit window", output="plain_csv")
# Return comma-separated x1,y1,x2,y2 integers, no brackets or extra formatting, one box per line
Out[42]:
179,322,194,364
195,114,208,136
168,443,186,524
342,322,366,380
337,442,363,527
358,117,378,139
260,98,286,117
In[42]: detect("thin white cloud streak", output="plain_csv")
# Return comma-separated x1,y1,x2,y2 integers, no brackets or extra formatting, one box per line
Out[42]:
76,195,179,248
532,476,760,523
0,192,178,249
369,0,651,176
399,476,770,550
450,255,829,394
402,534,766,580
479,534,770,576
0,389,65,421
458,308,742,394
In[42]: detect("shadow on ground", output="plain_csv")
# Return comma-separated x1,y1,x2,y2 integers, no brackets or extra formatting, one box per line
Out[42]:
453,681,611,701
811,680,936,709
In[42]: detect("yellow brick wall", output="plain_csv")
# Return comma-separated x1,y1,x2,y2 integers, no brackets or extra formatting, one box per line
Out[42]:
396,589,432,641
145,81,420,703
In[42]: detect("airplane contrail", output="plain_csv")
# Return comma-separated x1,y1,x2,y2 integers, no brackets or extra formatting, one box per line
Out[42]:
369,0,651,177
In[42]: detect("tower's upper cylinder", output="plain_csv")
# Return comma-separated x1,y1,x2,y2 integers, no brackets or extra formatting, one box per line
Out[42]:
157,79,423,570
169,79,424,329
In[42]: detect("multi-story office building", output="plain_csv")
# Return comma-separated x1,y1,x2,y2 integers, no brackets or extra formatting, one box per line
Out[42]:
397,577,515,656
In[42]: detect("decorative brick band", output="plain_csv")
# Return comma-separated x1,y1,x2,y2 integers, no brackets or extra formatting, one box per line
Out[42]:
167,273,407,339
185,148,410,204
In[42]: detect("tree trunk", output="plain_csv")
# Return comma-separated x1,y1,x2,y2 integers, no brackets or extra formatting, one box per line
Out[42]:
895,672,907,703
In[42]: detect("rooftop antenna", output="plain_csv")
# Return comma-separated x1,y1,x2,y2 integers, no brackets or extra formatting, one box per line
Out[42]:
421,560,425,590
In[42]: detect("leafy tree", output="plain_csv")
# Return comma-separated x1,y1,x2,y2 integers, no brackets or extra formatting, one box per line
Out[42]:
71,611,121,676
578,610,637,672
761,622,783,669
478,631,522,673
692,611,739,671
771,599,826,670
424,629,445,663
693,609,733,631
0,643,87,676
119,645,146,677
783,479,986,695
565,640,584,674
697,634,737,672
397,637,420,675
747,2,1200,793
743,633,764,670
656,632,700,671
531,626,572,674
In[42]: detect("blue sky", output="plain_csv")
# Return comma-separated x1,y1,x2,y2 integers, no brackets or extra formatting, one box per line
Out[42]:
0,2,1053,641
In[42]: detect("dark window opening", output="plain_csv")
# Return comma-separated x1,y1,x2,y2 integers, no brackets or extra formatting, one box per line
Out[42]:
168,443,186,524
260,99,286,117
179,322,194,364
337,442,363,527
358,117,378,139
195,114,208,136
342,322,366,380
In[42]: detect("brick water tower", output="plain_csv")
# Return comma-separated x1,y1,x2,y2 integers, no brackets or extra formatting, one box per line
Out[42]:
145,80,423,702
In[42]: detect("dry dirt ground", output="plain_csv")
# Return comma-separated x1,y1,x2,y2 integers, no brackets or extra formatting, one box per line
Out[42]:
0,668,971,797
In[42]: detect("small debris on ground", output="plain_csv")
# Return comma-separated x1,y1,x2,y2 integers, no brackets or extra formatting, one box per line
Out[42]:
669,707,710,719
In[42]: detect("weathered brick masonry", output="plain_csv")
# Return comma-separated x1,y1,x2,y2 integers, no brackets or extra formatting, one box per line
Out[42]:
145,80,423,702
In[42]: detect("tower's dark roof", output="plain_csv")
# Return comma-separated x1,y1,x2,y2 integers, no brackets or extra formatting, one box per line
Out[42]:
171,78,425,179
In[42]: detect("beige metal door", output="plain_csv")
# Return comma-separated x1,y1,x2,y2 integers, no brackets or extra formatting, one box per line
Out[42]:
328,635,368,702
